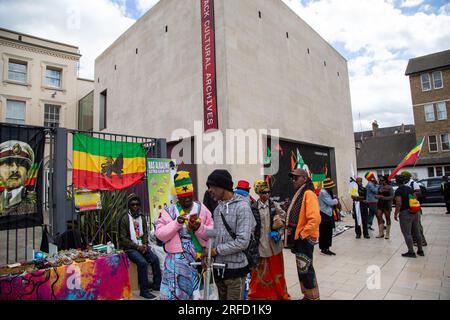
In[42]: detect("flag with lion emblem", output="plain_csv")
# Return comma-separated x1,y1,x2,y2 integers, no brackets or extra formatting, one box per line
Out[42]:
73,134,146,190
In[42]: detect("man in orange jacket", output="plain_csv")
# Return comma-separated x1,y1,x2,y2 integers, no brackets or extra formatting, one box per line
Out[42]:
285,169,321,300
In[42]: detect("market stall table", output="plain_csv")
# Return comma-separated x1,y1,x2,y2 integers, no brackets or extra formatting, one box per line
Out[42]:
0,252,132,300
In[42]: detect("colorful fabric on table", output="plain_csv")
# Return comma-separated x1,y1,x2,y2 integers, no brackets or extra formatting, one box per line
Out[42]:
72,133,146,190
248,252,290,300
159,239,200,300
0,253,131,300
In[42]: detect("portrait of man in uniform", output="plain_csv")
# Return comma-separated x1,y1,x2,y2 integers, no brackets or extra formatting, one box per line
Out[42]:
0,140,37,216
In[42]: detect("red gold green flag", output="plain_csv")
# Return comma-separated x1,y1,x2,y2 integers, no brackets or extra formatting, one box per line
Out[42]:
73,133,146,190
388,137,425,181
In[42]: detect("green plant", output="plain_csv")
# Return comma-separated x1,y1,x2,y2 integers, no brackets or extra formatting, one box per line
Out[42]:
80,189,128,246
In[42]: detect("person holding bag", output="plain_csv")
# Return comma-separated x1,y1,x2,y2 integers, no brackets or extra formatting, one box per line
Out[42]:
393,175,424,258
248,180,290,300
155,171,214,300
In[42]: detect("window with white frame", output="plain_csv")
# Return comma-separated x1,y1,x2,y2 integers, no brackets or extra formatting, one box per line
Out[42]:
8,60,27,83
436,102,447,120
421,73,431,91
432,71,443,89
44,104,60,127
428,135,438,152
45,67,62,88
424,104,435,121
6,100,26,124
441,133,450,151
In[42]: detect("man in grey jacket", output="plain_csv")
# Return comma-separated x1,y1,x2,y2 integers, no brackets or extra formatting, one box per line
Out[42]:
206,169,256,300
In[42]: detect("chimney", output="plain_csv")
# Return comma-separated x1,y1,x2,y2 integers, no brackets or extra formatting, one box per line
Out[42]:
372,120,379,137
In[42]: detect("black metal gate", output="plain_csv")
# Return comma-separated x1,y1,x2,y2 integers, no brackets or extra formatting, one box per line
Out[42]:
0,122,166,264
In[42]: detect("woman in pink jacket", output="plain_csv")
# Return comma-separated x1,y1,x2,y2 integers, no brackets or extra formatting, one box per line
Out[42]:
155,171,214,300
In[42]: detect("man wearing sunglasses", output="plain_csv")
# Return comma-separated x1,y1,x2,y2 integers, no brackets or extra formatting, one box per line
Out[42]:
119,194,161,299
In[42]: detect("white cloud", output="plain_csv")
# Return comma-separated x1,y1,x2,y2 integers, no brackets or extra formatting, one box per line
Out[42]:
0,0,136,79
282,0,450,131
400,0,424,8
136,0,160,14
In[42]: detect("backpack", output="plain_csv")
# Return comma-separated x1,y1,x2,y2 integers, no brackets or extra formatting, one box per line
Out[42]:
220,212,260,269
408,193,421,214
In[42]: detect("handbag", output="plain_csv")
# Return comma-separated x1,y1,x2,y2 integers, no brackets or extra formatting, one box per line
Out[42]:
193,271,219,300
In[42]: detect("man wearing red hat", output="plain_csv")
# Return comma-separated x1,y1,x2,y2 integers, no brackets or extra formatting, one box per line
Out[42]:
234,180,256,205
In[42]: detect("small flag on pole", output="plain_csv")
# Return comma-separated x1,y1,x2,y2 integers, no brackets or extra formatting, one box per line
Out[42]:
388,137,425,181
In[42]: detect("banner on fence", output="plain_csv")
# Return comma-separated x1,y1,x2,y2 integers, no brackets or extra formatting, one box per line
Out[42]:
74,190,102,212
147,158,177,227
0,125,45,230
72,133,146,191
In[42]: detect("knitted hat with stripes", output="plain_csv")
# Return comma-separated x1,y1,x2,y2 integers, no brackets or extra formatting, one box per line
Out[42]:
174,171,194,198
322,178,336,189
365,171,375,181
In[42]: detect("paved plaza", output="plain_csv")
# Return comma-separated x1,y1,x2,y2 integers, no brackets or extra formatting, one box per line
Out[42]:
133,206,450,300
284,206,450,300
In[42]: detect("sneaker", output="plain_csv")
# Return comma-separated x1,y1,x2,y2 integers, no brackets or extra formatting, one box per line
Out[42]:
328,250,336,256
140,290,158,300
368,226,374,231
417,250,425,256
401,252,417,258
356,235,361,239
364,235,370,239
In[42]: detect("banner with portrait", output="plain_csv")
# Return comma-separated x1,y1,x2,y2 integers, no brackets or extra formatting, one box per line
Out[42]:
0,124,45,230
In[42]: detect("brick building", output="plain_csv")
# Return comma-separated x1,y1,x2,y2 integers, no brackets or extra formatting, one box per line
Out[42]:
406,49,450,178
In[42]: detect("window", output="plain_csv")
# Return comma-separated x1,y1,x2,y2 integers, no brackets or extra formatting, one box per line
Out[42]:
436,102,447,120
78,91,93,131
427,167,435,178
45,67,62,88
424,104,435,121
44,104,60,127
421,73,431,91
99,90,107,130
441,133,450,151
428,135,438,152
445,166,450,176
432,71,443,89
6,100,26,124
436,167,443,177
8,60,27,83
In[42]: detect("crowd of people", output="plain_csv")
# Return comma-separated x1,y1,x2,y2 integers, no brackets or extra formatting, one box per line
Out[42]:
118,168,325,300
117,167,450,301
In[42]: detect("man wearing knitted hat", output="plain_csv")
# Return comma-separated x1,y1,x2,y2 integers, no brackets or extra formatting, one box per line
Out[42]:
248,180,289,300
206,169,257,300
318,178,340,255
365,171,379,231
155,171,214,300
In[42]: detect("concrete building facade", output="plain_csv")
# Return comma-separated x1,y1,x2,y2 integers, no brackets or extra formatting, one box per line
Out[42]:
94,0,356,204
0,28,94,130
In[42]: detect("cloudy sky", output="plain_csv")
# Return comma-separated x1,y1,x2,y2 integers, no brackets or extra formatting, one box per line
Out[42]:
1,0,449,131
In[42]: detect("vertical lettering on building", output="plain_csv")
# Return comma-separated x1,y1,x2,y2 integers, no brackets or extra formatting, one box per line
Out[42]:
201,0,218,132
